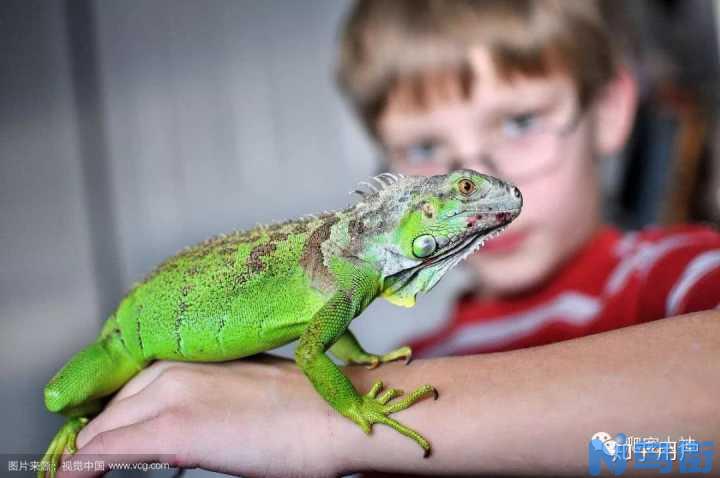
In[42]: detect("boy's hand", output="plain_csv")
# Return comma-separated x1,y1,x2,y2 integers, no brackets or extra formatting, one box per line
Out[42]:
56,356,347,478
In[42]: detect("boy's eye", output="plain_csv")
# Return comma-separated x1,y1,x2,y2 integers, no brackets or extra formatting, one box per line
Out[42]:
501,112,540,138
403,140,439,165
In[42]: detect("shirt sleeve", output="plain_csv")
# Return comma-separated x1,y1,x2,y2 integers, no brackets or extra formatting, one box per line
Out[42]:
638,231,720,321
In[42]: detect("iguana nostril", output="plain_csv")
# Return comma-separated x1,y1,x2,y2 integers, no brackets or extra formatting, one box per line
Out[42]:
512,187,522,205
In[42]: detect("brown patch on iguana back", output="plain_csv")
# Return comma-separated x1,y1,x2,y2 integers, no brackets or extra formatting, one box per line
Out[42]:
246,243,277,273
268,231,289,242
346,217,369,254
292,222,309,234
141,228,264,284
299,214,340,291
317,211,337,221
141,215,316,286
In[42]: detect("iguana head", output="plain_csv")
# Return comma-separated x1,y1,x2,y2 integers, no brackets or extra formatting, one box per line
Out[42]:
351,169,522,307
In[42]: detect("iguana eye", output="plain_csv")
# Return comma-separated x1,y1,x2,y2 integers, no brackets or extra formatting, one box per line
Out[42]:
412,234,437,258
457,178,476,196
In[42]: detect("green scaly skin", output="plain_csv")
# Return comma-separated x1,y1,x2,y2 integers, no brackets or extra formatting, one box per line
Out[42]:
39,169,522,477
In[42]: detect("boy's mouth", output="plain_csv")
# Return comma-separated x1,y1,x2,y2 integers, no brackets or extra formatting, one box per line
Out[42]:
478,228,529,254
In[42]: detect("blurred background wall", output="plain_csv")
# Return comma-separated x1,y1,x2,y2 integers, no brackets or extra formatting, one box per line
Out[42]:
0,1,718,477
0,1,462,475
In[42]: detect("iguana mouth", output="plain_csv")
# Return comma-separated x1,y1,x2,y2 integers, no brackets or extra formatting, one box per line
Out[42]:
423,222,507,267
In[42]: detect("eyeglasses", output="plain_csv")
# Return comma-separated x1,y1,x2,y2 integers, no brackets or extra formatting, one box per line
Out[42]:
385,104,586,184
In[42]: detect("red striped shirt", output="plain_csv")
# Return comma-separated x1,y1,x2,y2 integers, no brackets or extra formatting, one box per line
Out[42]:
406,224,720,357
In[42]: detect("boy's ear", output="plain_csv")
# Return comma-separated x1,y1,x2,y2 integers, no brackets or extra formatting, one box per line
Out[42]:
591,65,638,156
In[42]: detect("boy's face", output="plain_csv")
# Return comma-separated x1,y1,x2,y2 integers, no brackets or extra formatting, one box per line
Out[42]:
376,48,608,296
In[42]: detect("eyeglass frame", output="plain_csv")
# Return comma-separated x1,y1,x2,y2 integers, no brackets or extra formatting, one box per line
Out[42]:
379,99,589,184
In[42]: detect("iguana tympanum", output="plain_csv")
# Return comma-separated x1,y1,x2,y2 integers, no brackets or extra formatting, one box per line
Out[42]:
39,169,522,476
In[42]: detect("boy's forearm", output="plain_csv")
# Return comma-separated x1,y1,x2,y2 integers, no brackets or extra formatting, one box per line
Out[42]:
334,311,720,475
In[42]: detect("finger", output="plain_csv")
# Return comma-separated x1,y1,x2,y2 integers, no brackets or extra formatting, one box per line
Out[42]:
244,353,292,365
58,417,181,478
109,361,184,403
76,383,167,449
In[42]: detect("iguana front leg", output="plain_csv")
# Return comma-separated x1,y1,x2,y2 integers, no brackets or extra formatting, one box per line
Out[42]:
330,330,412,369
295,290,437,457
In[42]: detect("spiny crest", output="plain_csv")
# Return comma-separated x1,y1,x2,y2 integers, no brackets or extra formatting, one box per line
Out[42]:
297,209,335,222
348,172,407,199
256,209,337,229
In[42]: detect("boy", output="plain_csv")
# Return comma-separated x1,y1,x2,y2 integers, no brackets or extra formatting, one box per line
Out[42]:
61,2,720,477
335,0,720,357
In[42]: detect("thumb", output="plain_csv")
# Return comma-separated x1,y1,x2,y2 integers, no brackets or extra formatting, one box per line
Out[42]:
57,417,184,478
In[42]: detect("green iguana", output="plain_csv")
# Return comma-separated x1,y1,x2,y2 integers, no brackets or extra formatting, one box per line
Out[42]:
39,169,522,477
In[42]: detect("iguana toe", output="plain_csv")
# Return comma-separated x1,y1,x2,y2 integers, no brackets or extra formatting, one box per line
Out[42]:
380,345,412,366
